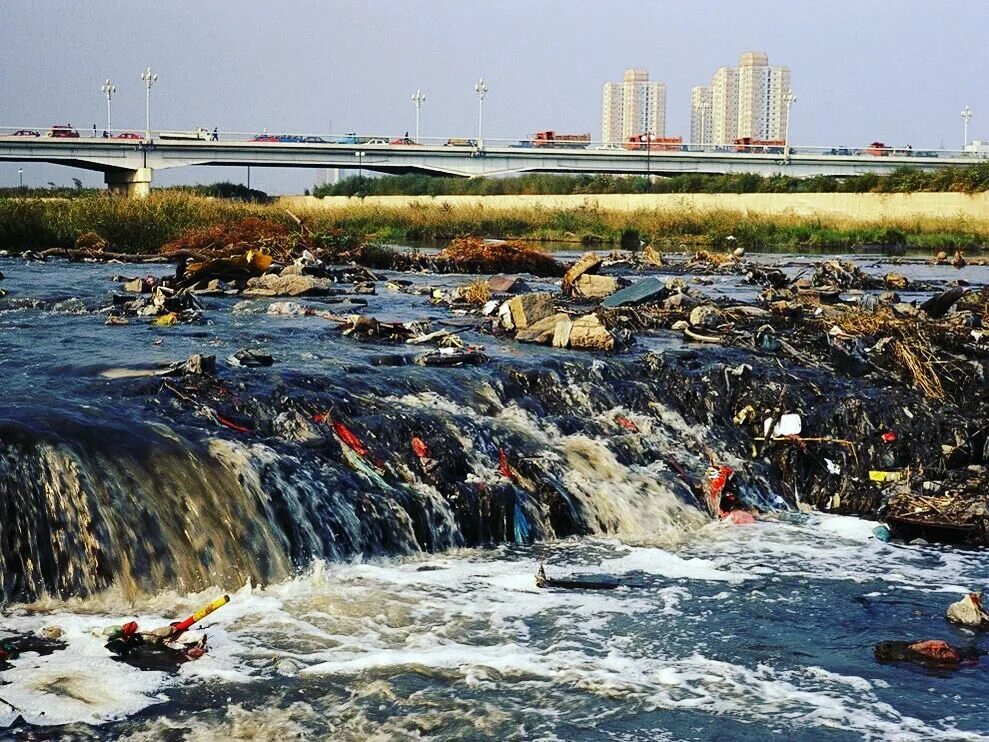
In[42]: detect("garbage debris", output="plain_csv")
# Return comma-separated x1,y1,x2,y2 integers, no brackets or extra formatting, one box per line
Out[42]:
601,277,667,309
535,564,619,591
104,594,229,671
227,349,275,368
873,639,981,668
946,593,989,629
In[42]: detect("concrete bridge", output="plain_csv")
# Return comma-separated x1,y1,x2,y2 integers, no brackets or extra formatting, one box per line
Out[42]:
0,134,980,197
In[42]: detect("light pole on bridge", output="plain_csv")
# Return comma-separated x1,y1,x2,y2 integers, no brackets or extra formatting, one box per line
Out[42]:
961,105,973,150
140,66,158,140
18,168,23,189
474,78,488,148
412,89,426,144
354,150,366,197
783,90,797,161
100,79,116,135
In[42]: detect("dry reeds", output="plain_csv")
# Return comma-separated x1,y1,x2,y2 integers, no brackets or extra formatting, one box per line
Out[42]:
162,217,292,261
437,236,564,277
459,280,491,305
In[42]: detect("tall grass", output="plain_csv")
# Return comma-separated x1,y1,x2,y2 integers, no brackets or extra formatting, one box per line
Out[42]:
0,192,987,254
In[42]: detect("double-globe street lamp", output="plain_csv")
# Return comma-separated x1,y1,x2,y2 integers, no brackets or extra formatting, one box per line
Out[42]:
140,66,158,139
412,89,426,144
354,150,366,196
100,79,116,135
962,105,973,149
783,90,797,161
475,78,488,148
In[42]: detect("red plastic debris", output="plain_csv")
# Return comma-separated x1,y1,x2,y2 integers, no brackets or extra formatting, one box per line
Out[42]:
122,621,139,638
411,437,429,459
881,431,897,444
498,448,515,481
215,414,252,433
907,639,960,665
332,420,370,457
615,415,639,433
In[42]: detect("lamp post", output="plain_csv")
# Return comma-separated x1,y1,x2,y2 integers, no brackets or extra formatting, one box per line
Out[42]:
100,79,116,135
18,168,23,188
783,90,797,161
961,105,973,150
474,78,488,148
354,150,366,196
412,89,426,144
140,66,158,139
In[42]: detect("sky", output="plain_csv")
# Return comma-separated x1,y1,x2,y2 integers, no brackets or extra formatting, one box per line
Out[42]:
1,0,987,194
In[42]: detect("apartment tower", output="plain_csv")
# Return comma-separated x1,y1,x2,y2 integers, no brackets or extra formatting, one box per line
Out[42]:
692,52,790,145
601,68,667,144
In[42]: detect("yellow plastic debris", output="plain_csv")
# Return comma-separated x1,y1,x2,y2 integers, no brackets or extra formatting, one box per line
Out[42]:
154,312,179,326
869,470,904,483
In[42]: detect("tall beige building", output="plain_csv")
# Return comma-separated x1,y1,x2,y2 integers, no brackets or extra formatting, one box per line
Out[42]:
693,52,790,145
601,68,666,144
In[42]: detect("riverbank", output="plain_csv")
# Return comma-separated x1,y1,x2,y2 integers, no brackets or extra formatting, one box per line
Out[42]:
1,191,988,254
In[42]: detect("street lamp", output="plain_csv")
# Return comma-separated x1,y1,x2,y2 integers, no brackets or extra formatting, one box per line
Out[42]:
783,90,797,160
412,89,426,144
962,105,973,149
100,79,116,135
140,66,158,139
18,168,23,188
474,78,488,148
354,150,366,196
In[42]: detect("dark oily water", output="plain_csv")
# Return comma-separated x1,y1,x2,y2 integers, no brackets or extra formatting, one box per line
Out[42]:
0,255,988,739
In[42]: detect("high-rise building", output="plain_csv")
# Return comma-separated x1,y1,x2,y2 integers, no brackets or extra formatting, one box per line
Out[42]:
601,68,666,144
692,52,790,146
690,86,713,146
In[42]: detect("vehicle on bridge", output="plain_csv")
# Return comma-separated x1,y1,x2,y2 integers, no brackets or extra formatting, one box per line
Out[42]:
329,133,360,144
7,129,40,138
47,124,79,138
251,134,280,142
625,134,684,151
390,136,420,146
865,141,890,156
363,137,389,145
113,132,143,140
531,131,591,148
159,128,211,141
445,138,478,147
734,137,784,154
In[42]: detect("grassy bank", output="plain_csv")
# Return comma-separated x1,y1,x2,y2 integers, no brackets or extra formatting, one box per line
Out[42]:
1,191,987,254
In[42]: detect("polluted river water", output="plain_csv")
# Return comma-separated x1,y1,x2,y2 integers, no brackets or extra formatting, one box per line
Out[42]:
1,251,988,739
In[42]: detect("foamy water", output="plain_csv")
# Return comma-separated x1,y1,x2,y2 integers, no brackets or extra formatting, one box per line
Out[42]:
3,514,987,740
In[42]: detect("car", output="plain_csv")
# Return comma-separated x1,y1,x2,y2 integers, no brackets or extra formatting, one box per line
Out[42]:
302,136,326,143
277,135,305,143
251,134,280,142
47,124,79,138
113,132,142,140
364,138,389,145
389,136,420,146
10,129,40,137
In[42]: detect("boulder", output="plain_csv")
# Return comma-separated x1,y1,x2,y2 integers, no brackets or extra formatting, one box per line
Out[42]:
123,278,145,293
515,313,570,345
883,272,910,290
562,252,602,295
243,273,335,297
487,274,530,294
689,305,721,328
552,317,574,348
500,292,555,330
574,274,618,300
568,314,614,351
946,593,989,628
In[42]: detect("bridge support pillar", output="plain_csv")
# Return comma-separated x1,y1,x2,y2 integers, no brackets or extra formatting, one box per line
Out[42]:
105,167,153,198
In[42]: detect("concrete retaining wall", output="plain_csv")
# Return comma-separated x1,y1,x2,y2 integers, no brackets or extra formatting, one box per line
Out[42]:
280,192,989,223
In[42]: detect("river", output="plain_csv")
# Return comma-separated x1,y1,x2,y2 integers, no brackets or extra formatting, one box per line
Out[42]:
1,252,987,739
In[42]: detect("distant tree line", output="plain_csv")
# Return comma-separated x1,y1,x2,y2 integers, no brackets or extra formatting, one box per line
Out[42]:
312,164,989,198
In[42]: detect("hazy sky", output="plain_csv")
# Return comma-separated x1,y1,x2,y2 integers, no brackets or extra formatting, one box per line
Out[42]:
2,0,987,193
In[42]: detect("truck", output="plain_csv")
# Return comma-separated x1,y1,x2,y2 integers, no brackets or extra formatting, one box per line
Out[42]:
734,137,785,154
531,131,591,148
864,141,889,157
445,138,478,147
159,128,211,141
625,134,683,151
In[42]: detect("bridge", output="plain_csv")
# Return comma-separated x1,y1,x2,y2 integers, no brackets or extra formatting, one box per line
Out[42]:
0,130,982,197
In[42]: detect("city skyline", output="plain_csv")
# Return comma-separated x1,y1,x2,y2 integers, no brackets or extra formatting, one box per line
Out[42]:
1,0,986,193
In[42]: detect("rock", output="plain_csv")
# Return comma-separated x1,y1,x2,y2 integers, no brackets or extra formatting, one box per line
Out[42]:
884,272,909,290
732,246,745,259
573,274,618,300
279,263,305,276
515,313,570,344
601,277,667,309
487,274,529,294
663,292,698,310
243,273,335,297
568,314,614,351
689,305,721,328
552,317,574,348
664,277,688,292
123,278,145,293
946,593,989,628
671,319,689,331
562,253,602,295
501,292,555,330
641,245,664,266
